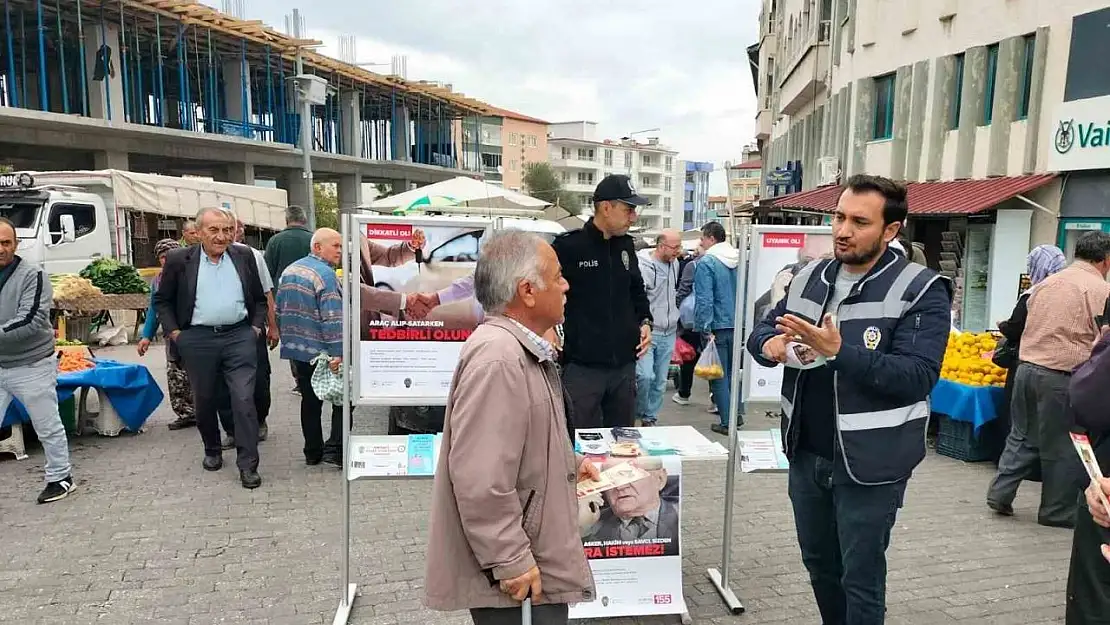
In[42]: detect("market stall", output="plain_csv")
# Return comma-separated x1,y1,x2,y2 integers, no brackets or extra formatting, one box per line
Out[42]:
0,347,164,460
51,260,152,343
932,330,1008,462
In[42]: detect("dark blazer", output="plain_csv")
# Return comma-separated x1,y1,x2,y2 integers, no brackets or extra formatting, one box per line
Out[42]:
153,243,267,335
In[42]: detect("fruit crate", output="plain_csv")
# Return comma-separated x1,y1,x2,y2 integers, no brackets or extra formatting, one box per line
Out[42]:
936,414,993,462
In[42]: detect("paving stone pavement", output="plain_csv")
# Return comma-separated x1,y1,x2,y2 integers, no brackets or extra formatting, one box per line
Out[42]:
0,345,1075,625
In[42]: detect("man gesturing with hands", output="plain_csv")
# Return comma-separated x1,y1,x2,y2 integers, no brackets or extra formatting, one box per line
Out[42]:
746,175,951,625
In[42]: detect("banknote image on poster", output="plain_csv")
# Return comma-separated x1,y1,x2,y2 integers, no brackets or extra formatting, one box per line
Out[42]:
571,454,685,619
743,228,834,404
356,218,490,403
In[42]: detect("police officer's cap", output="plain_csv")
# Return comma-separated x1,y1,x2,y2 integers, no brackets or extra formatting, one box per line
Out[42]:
592,174,651,207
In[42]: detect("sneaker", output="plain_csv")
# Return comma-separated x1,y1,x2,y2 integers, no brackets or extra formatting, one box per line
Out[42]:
291,386,302,396
708,404,719,414
710,423,729,436
221,435,235,450
639,419,657,427
258,424,269,442
671,393,689,406
37,476,76,504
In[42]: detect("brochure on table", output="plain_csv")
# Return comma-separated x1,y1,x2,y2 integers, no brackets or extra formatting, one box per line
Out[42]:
737,429,790,473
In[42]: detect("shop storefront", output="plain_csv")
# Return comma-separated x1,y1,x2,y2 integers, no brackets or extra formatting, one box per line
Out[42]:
769,175,1057,332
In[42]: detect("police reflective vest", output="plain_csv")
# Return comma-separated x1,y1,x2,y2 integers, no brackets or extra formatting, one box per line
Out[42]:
779,253,950,485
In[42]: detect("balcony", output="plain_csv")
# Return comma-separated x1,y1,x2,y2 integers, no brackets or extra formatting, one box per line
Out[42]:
756,106,773,141
640,161,664,174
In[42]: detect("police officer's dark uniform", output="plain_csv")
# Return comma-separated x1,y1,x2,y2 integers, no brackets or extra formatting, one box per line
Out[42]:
553,174,653,429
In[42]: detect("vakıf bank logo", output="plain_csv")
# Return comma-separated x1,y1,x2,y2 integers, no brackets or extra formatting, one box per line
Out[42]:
1055,119,1076,154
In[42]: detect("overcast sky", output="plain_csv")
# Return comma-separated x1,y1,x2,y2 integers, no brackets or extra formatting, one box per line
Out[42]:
224,0,761,193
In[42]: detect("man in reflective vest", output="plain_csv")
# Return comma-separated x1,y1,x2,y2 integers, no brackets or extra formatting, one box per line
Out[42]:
746,174,952,625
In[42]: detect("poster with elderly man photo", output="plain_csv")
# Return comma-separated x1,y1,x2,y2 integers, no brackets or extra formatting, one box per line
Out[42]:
355,216,492,403
572,455,686,619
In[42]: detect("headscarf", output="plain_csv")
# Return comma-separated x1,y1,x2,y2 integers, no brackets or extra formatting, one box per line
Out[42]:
1026,244,1066,286
154,238,181,259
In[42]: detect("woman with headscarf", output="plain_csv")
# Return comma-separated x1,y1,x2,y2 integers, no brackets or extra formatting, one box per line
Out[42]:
985,244,1067,510
137,238,197,430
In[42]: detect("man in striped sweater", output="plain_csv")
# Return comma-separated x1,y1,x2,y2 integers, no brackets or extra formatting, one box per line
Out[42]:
276,228,346,467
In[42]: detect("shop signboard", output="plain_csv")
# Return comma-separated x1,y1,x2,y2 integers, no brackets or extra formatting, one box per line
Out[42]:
1046,93,1110,172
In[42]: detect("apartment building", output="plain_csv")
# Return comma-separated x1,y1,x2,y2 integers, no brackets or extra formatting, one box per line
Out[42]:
749,0,1110,330
459,107,548,191
728,159,763,206
548,121,684,231
683,161,715,231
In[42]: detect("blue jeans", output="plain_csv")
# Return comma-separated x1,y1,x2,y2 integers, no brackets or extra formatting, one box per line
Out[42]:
788,450,907,625
708,329,741,427
635,329,676,423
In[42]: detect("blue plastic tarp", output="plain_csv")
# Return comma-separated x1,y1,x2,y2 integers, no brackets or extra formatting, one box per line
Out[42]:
2,359,164,432
931,378,1004,434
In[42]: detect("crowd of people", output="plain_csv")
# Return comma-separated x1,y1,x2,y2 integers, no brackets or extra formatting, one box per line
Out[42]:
6,169,1110,624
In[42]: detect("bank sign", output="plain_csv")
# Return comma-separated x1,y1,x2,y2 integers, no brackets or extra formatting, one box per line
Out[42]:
1047,94,1110,171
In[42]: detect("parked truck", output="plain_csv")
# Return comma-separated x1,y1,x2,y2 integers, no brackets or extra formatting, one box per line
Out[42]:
0,169,288,275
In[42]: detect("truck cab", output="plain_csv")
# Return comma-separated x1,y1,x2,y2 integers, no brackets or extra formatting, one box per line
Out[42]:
0,173,116,274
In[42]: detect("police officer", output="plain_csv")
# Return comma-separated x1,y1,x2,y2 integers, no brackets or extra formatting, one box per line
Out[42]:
553,174,653,430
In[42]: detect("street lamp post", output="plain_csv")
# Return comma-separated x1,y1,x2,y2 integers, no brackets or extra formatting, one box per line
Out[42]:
723,160,739,247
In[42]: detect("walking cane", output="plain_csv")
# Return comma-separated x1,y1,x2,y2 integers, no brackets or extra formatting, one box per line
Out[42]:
521,588,532,625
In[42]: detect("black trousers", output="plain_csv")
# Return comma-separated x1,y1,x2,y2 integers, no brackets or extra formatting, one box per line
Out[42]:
218,331,271,434
1066,493,1110,624
177,324,260,471
562,362,636,429
676,329,702,399
292,359,346,461
470,603,568,625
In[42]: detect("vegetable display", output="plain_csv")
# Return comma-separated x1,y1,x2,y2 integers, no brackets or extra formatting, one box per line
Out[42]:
56,350,94,373
79,259,149,295
51,273,103,301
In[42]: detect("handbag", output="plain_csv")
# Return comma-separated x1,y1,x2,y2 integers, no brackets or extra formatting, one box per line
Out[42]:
310,353,345,405
991,336,1018,369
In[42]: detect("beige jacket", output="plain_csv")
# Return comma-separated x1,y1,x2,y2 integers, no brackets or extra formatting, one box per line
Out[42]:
425,316,595,611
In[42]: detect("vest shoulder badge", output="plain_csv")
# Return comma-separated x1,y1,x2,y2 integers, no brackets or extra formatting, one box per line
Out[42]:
621,250,630,270
862,326,882,350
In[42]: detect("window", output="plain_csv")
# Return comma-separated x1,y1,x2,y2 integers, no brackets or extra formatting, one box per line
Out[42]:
560,171,570,183
480,152,502,170
577,148,595,161
560,147,571,159
624,151,632,168
664,177,672,192
604,149,613,166
949,53,965,130
510,159,519,172
684,190,695,202
641,176,651,187
641,154,655,168
872,73,895,140
509,132,518,146
0,200,43,228
665,156,673,171
430,232,481,263
1017,34,1036,120
577,172,594,185
48,203,97,244
527,135,537,147
983,43,999,125
663,197,672,210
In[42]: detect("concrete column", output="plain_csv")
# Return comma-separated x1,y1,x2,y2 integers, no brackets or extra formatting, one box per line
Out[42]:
85,23,125,123
986,37,1023,177
1023,27,1050,174
835,86,850,178
905,60,930,181
846,0,858,53
890,65,913,182
390,179,413,194
222,59,252,122
821,98,836,163
926,55,955,181
279,169,311,210
337,173,363,209
340,91,361,157
850,77,874,177
954,46,987,180
223,163,256,186
93,150,129,171
391,105,411,162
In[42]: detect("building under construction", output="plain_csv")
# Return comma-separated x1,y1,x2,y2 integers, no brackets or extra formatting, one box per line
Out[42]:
0,0,497,209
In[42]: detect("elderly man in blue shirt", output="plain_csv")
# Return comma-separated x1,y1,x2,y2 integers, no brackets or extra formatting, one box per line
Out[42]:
154,207,269,489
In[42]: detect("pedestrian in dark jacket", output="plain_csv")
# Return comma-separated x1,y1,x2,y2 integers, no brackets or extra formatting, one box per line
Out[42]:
746,175,952,625
673,249,703,406
553,174,653,429
263,205,312,390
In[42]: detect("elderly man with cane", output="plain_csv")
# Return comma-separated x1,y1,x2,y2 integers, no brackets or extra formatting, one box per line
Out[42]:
424,229,597,625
